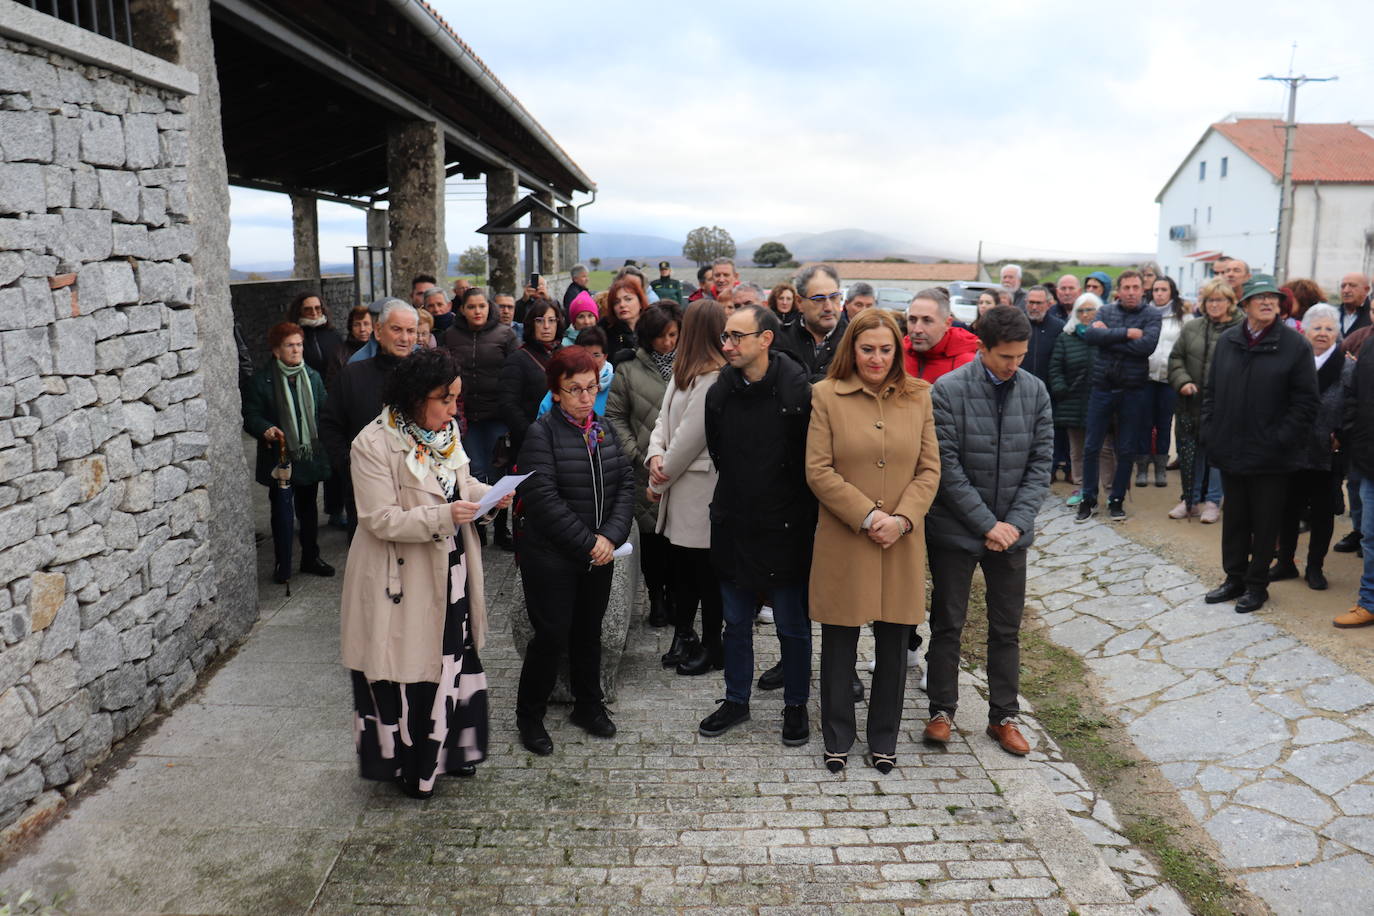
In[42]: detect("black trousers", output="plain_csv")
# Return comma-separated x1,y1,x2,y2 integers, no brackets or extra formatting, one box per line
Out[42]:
927,546,1027,724
669,544,722,649
323,471,345,516
640,529,671,596
1278,468,1338,570
1220,472,1288,592
515,551,613,722
820,621,910,756
270,481,320,577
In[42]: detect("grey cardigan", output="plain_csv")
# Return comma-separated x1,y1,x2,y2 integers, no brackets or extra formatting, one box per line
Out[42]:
926,360,1054,554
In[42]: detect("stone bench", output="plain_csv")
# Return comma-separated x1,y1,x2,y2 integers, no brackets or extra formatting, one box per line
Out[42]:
508,526,640,703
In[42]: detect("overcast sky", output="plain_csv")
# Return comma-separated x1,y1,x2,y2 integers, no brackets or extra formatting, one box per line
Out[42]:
227,0,1374,268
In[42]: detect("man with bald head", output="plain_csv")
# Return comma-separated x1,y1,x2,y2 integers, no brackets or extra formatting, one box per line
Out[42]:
1052,275,1081,323
1338,273,1372,336
1218,258,1250,301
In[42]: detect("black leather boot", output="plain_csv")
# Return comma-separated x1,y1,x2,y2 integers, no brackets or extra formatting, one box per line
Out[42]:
648,589,671,627
493,509,514,551
661,630,698,668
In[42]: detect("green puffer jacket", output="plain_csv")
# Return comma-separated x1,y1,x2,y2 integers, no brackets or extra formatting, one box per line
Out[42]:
1048,331,1094,429
605,349,670,530
1167,312,1244,421
241,362,332,488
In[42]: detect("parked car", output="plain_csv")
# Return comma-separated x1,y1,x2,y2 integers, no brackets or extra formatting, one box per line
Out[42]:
875,287,912,311
948,281,1001,324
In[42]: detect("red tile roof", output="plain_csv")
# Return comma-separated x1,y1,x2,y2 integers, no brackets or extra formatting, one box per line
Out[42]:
806,262,980,282
1214,120,1374,183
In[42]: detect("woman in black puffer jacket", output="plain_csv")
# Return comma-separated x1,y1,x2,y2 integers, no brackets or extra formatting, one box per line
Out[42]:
443,288,517,483
499,299,564,458
513,345,636,758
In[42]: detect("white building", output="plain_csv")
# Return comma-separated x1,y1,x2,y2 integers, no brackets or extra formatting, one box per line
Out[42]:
1155,115,1374,296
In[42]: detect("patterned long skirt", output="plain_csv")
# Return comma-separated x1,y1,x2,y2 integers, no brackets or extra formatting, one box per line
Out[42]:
350,543,489,794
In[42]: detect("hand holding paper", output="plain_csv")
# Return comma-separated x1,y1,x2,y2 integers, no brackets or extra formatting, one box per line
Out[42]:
475,472,532,516
612,542,634,558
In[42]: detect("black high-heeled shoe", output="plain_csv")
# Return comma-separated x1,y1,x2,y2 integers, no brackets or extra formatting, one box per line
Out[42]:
866,752,896,775
397,777,434,800
824,752,847,774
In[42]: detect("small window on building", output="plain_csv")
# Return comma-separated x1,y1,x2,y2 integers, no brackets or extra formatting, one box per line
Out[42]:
1221,157,1228,178
1207,206,1212,224
1199,160,1207,181
1193,208,1198,225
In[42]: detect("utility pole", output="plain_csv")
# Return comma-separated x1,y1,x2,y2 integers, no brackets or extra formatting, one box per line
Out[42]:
1261,70,1336,284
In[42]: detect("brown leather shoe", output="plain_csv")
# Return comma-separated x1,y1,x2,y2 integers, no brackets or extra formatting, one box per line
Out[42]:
922,712,953,744
1334,605,1374,629
986,719,1030,756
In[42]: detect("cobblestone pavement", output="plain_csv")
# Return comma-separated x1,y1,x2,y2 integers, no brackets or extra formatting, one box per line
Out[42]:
0,491,1189,914
1030,499,1374,916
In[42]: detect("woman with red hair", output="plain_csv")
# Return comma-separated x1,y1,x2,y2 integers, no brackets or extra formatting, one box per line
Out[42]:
512,345,636,757
602,277,648,363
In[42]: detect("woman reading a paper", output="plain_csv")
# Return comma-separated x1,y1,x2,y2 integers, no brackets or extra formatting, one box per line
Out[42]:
340,349,513,800
511,345,636,756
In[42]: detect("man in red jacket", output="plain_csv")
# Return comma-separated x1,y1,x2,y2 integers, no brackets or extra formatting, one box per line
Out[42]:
904,288,980,382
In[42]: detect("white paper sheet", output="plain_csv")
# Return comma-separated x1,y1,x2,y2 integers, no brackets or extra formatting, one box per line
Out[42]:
613,541,634,559
475,472,533,516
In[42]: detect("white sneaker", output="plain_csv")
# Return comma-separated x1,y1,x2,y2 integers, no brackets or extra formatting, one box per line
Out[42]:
1199,501,1220,524
918,667,927,691
907,649,921,668
1167,499,1189,520
866,658,876,672
756,605,774,624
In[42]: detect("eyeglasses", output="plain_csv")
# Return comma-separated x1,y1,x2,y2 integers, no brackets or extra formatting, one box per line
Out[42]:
532,316,559,325
720,330,763,346
559,384,599,399
806,292,842,304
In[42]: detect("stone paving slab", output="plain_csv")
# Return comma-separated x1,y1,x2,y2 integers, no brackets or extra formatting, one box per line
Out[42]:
1031,499,1374,915
0,490,1180,914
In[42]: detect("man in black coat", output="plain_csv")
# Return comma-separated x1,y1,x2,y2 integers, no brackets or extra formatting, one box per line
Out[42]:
1076,270,1161,522
319,300,418,534
1201,275,1318,614
1022,285,1065,385
699,304,816,747
773,263,843,382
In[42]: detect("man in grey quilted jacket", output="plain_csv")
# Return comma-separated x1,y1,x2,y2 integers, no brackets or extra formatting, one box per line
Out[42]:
921,306,1054,756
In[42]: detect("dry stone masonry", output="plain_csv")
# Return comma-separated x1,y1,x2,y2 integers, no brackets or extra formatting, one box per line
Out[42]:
0,35,221,829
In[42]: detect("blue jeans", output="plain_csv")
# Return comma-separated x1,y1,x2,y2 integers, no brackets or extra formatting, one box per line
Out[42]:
721,580,811,707
1191,447,1224,504
1081,387,1150,503
462,418,508,484
1358,477,1374,610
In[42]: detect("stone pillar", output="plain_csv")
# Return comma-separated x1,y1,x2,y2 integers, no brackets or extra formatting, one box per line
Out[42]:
366,207,389,248
533,190,558,276
385,120,446,299
290,194,319,280
486,168,518,297
558,204,578,271
144,0,258,647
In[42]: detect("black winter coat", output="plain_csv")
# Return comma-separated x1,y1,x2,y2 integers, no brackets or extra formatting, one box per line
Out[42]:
300,325,344,379
514,410,636,564
241,362,332,488
705,355,816,590
772,320,838,383
319,352,401,472
443,317,518,423
1342,337,1374,477
1297,352,1345,473
1083,301,1161,390
1024,315,1065,384
500,342,557,458
1201,322,1318,476
602,319,638,364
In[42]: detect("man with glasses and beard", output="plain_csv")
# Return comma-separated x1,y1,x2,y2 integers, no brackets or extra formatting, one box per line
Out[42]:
774,264,844,382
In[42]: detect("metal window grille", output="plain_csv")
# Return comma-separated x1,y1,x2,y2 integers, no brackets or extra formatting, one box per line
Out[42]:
20,0,133,46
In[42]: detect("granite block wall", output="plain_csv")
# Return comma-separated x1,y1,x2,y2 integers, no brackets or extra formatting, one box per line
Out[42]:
0,35,220,828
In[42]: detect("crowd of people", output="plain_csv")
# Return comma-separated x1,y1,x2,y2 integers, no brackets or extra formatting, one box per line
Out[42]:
237,255,1374,799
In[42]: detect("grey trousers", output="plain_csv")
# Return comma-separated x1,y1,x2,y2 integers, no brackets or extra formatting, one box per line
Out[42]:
926,546,1027,723
820,621,911,756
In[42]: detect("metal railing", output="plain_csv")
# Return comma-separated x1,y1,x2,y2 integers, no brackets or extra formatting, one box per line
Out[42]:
20,0,133,46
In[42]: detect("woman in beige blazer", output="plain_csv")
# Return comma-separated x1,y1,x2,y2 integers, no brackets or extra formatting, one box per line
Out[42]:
340,349,512,800
806,309,941,775
645,301,726,674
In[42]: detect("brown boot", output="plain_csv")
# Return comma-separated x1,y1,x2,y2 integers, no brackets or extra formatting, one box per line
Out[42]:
1334,606,1374,629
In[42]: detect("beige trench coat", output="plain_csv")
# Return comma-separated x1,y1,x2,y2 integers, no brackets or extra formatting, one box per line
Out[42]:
340,416,491,683
806,375,941,627
645,369,719,550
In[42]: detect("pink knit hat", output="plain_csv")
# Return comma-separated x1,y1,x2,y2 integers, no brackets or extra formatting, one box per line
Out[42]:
568,291,599,324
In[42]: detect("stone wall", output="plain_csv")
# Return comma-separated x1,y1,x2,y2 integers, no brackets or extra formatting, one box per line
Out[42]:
0,34,218,830
229,276,355,366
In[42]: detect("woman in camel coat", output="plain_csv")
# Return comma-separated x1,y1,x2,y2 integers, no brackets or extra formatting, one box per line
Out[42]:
340,349,511,800
807,308,941,775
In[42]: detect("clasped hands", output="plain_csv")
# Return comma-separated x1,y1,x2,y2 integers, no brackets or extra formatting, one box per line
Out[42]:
865,510,905,549
984,521,1020,552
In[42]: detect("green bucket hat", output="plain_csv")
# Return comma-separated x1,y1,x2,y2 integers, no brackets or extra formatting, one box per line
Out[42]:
1239,274,1281,303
